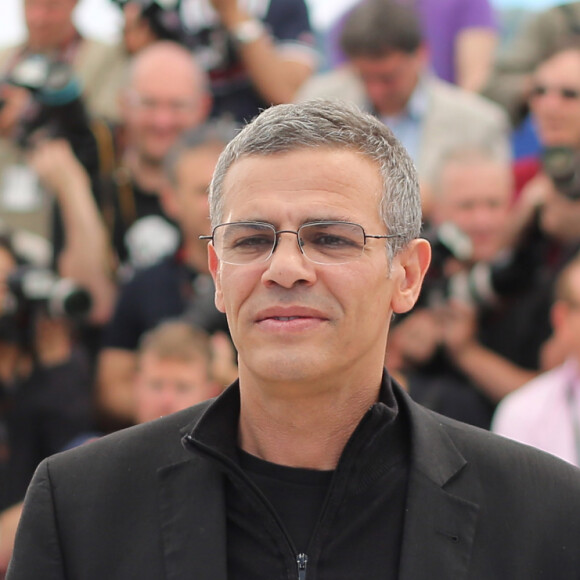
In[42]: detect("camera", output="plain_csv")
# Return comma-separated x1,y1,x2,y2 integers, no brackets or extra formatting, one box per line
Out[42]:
421,222,473,306
0,266,92,351
112,0,188,45
541,146,580,200
421,214,546,309
1,53,101,177
5,266,92,320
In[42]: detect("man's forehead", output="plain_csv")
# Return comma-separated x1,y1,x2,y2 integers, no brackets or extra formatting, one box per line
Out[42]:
220,149,382,191
354,50,420,73
537,50,580,81
25,0,77,9
218,152,385,228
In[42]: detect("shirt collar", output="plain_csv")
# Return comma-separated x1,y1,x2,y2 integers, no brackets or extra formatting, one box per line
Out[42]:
377,73,430,124
406,74,430,121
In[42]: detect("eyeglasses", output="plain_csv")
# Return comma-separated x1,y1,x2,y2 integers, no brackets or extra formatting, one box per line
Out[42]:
126,91,198,114
530,85,580,100
200,221,402,266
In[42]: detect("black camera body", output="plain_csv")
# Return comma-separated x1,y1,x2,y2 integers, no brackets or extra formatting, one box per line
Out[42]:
5,54,85,145
421,215,546,309
6,266,92,320
542,146,580,200
0,266,92,350
1,53,102,180
421,222,473,307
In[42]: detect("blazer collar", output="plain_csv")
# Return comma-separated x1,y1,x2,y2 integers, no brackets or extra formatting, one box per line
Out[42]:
155,378,481,580
396,388,481,580
157,455,228,580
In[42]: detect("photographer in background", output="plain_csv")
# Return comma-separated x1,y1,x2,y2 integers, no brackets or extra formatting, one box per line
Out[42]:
91,41,212,276
387,148,540,428
397,42,580,427
113,0,318,123
23,41,213,336
0,0,128,239
0,234,94,514
115,0,190,54
504,42,580,369
97,120,235,429
180,0,318,123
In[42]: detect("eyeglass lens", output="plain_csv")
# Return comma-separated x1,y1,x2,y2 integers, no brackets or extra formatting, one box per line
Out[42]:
214,222,368,265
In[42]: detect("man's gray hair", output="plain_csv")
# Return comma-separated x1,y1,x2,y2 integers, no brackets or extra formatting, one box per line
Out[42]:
209,99,422,258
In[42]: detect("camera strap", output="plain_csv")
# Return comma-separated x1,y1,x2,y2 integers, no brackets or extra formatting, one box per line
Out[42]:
100,166,137,254
90,119,126,271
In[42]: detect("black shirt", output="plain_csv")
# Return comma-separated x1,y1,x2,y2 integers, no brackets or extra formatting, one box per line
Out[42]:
102,253,228,351
220,380,410,580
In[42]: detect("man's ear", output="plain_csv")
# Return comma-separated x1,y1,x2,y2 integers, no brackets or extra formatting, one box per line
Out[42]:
390,238,431,314
208,244,225,313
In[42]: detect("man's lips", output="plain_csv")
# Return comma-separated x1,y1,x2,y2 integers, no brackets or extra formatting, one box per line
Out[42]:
255,307,329,323
253,307,330,332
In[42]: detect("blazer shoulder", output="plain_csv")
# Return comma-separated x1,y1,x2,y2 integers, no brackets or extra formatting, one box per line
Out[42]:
428,77,509,126
47,400,212,475
401,387,580,499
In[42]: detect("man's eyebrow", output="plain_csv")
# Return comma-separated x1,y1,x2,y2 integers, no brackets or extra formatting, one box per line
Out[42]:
302,215,354,224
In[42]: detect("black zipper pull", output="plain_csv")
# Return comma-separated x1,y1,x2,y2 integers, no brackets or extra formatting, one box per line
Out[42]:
297,553,308,580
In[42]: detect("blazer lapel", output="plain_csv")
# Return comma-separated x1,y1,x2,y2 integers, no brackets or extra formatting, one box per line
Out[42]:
397,394,481,580
157,455,228,580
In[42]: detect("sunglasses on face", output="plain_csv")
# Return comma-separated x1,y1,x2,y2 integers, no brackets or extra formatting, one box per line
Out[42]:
530,85,580,100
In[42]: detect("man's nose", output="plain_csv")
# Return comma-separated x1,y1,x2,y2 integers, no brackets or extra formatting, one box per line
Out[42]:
262,232,316,288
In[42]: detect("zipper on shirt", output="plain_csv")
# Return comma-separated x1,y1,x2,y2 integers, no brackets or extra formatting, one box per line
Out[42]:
184,433,310,576
297,553,308,580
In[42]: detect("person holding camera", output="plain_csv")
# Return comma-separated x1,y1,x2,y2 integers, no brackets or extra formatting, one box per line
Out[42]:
386,147,541,429
96,120,235,429
19,41,213,336
504,41,580,369
0,0,128,238
0,234,93,514
179,0,318,123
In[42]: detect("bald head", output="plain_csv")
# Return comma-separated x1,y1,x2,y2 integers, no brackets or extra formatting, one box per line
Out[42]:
127,41,208,99
121,41,212,166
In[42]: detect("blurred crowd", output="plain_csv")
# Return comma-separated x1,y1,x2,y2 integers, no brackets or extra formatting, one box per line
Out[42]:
2,0,580,572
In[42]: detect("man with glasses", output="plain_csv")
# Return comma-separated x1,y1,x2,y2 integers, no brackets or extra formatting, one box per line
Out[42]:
7,100,580,579
47,40,213,287
92,40,212,275
503,43,580,374
511,41,580,196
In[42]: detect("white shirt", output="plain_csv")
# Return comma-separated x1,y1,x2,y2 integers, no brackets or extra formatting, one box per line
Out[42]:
492,358,580,467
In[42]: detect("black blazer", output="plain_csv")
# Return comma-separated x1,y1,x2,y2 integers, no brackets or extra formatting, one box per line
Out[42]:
7,385,580,579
